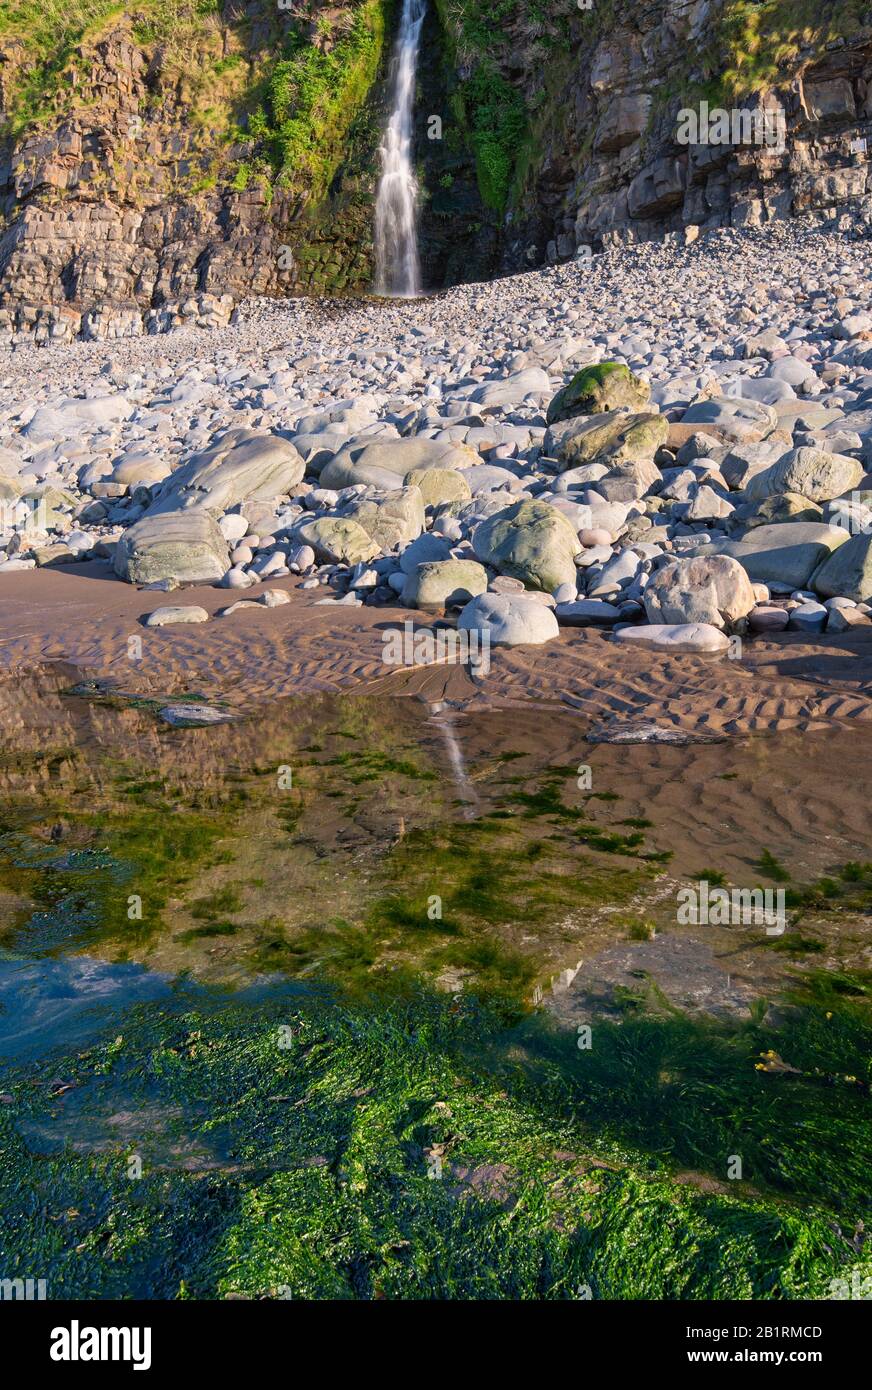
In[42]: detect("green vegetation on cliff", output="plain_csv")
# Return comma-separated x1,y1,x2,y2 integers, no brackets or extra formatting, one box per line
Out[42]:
244,0,388,199
0,0,222,135
718,0,868,97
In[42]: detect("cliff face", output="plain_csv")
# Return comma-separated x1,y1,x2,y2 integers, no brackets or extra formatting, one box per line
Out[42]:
497,0,872,268
0,0,870,343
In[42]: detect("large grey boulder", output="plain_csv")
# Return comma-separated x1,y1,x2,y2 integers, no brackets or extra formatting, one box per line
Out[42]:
472,499,582,592
592,456,662,501
399,532,453,574
321,438,477,491
458,592,560,646
546,363,650,425
155,429,304,512
811,534,872,602
293,516,379,565
745,447,863,503
470,367,552,409
644,555,755,629
676,396,778,444
546,410,667,469
114,511,230,584
688,523,849,588
402,559,488,610
113,455,173,489
720,441,787,490
343,487,425,550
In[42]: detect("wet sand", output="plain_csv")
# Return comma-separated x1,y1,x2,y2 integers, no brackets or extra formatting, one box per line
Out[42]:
2,561,872,737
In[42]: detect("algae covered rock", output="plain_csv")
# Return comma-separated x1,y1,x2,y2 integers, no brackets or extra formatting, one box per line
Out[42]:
472,499,581,592
344,487,425,550
404,466,472,506
114,511,230,584
546,411,668,470
402,559,488,610
294,516,380,565
547,362,650,425
735,492,823,529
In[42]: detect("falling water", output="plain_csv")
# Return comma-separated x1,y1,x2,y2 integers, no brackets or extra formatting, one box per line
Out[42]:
373,0,426,297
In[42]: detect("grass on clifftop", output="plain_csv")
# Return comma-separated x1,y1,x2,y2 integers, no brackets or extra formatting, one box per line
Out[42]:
0,0,386,213
0,0,222,134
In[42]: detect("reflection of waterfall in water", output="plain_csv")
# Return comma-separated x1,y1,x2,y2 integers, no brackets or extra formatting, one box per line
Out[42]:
428,702,478,819
373,0,426,297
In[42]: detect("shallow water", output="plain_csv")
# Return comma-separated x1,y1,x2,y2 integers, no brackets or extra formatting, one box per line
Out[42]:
1,667,869,1034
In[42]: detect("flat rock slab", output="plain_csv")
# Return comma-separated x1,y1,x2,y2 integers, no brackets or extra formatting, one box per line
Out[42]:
158,704,236,727
144,606,210,627
555,599,623,625
549,936,756,1024
612,621,731,653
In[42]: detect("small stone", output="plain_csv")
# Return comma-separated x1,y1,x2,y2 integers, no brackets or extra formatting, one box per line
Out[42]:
787,601,828,633
749,606,790,632
159,704,235,727
144,605,210,627
612,622,731,654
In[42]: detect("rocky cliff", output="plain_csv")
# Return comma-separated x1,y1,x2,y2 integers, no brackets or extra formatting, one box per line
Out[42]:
0,0,870,343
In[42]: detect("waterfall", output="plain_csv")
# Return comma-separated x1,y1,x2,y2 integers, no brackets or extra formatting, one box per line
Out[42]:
373,0,426,298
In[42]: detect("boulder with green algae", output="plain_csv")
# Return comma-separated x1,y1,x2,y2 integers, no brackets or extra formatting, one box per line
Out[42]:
546,410,668,470
344,486,425,550
114,510,230,584
293,516,379,566
404,466,472,506
402,559,488,610
472,498,581,592
546,363,650,425
733,492,823,529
